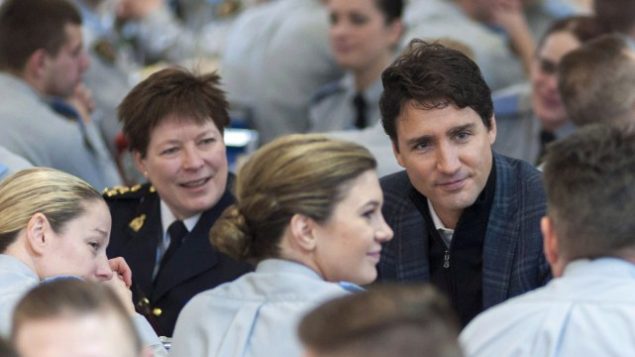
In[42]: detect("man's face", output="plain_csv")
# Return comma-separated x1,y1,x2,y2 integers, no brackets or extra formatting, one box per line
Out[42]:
393,103,496,227
42,23,90,98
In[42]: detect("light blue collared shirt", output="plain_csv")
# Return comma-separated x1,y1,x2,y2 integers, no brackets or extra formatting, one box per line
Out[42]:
460,257,635,356
171,259,351,357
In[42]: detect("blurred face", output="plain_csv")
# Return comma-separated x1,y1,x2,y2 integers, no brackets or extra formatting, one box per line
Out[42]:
42,23,90,98
328,0,401,72
312,170,393,285
393,103,496,228
135,116,228,219
531,31,581,131
14,312,139,357
40,200,113,281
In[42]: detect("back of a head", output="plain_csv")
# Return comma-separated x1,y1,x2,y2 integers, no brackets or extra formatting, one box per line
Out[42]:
559,34,635,127
535,15,604,52
379,39,493,142
0,0,81,72
0,168,102,253
11,279,142,357
543,123,635,261
299,284,463,357
594,0,635,35
211,134,376,263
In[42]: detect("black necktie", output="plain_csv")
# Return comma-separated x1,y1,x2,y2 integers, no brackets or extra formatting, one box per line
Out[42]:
536,129,557,165
160,220,187,271
352,92,368,129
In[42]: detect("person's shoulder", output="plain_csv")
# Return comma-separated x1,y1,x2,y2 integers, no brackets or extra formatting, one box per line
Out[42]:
310,80,346,108
494,153,546,207
460,284,556,356
494,153,542,181
380,170,410,192
103,183,155,203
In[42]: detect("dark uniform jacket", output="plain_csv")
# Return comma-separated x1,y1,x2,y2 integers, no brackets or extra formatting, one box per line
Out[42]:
104,179,252,337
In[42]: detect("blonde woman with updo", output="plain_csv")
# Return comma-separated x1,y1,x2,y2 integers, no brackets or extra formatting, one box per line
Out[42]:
170,134,394,357
0,168,166,355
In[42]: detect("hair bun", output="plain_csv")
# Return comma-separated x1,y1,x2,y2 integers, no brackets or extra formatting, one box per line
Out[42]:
210,205,253,261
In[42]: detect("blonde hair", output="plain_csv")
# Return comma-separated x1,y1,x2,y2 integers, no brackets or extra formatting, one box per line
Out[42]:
0,168,102,252
211,134,376,263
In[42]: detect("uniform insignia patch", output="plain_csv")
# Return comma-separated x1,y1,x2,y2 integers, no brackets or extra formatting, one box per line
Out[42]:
129,214,146,232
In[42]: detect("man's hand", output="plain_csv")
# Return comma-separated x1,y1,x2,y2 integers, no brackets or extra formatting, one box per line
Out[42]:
67,83,95,124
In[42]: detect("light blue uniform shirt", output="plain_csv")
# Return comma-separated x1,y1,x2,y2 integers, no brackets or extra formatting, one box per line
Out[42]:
0,254,167,356
171,259,351,357
460,258,635,357
309,74,383,132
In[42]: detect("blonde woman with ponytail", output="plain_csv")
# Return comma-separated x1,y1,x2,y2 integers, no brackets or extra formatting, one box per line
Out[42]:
171,134,393,357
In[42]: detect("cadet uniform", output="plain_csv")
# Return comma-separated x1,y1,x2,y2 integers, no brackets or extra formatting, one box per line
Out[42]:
171,259,355,357
0,146,31,181
222,0,342,144
0,255,167,356
309,74,383,132
0,73,122,191
104,178,252,337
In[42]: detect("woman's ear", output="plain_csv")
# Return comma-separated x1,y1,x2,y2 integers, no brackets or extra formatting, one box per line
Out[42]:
25,213,52,255
289,213,318,252
133,151,148,178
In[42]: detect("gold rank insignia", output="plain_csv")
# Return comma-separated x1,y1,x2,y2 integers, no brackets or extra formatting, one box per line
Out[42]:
103,184,143,197
129,214,146,232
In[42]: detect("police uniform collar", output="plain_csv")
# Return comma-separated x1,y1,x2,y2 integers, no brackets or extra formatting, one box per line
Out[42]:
159,200,201,235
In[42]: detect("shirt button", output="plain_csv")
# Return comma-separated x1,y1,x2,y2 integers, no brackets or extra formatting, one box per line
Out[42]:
152,308,163,317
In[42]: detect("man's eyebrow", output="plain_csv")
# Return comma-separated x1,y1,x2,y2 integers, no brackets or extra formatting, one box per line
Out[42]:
405,135,433,147
448,123,475,136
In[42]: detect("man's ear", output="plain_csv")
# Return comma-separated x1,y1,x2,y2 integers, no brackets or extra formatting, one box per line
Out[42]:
392,140,405,168
25,213,52,255
24,49,48,79
541,215,562,277
488,115,497,145
288,214,318,252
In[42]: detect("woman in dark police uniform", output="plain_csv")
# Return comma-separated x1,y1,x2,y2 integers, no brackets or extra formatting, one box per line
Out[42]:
105,67,251,337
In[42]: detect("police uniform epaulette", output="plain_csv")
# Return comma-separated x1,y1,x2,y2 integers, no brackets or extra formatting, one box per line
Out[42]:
102,184,154,199
310,80,345,106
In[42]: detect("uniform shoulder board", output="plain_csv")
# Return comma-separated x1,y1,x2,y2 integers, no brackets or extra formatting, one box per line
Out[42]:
310,80,346,106
103,184,153,199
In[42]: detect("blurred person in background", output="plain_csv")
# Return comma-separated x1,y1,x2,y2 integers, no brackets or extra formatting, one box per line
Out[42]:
0,0,122,190
559,34,635,127
492,15,604,164
308,0,403,132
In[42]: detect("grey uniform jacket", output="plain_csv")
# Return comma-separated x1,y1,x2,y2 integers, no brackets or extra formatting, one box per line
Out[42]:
0,73,121,190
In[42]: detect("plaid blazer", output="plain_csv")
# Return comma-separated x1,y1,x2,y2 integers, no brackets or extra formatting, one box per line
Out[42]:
378,153,551,309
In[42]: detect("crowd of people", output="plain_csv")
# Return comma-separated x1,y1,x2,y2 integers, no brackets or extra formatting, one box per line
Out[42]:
1,0,634,356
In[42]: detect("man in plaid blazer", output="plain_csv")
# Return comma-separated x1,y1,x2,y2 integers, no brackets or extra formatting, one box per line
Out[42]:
377,40,550,327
